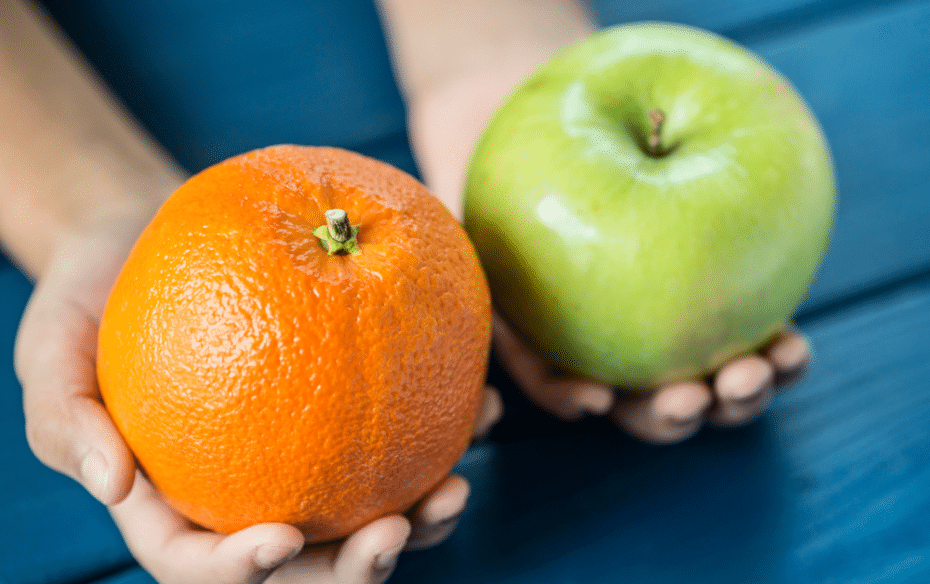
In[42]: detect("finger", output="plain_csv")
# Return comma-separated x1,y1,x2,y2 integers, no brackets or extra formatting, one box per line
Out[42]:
611,381,713,444
332,516,412,584
406,474,469,550
110,472,304,584
24,395,135,505
269,516,412,584
493,316,612,419
206,525,304,584
473,386,503,440
707,355,775,427
528,378,615,420
16,294,135,505
763,328,813,387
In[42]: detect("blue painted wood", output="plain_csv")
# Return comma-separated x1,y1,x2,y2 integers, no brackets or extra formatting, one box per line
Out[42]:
4,278,928,584
750,1,930,314
0,269,134,584
593,0,924,41
1,1,928,583
4,268,925,584
80,566,155,584
390,277,930,584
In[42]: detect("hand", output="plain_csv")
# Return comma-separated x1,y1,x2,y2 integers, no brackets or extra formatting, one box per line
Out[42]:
14,215,503,584
493,315,811,444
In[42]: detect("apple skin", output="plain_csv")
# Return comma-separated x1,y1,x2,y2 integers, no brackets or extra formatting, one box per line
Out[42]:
463,22,836,389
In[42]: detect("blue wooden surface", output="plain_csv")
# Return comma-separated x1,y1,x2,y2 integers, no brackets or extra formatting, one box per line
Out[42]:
2,0,929,583
0,267,128,584
396,277,930,584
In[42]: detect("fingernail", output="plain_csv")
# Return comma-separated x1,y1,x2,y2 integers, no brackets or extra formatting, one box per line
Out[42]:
769,334,810,370
425,506,462,528
581,386,613,415
654,383,707,425
254,544,300,571
666,412,702,427
80,450,109,502
718,360,773,402
373,544,404,571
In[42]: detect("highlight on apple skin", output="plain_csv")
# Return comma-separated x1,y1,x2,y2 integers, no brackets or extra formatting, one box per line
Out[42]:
463,22,837,389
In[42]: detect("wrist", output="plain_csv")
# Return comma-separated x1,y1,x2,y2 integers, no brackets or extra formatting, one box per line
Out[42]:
406,65,541,219
1,168,183,280
376,1,596,218
377,0,595,102
0,0,186,279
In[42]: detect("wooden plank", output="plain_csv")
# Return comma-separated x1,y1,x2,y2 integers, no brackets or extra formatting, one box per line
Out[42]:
592,0,924,40
80,566,155,584
391,277,930,584
749,1,930,312
0,268,134,584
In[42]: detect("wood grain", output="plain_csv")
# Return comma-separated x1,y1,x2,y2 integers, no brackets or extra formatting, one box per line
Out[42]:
1,1,928,583
392,273,930,584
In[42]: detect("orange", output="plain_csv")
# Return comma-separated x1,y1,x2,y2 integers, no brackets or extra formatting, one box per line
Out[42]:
96,145,492,543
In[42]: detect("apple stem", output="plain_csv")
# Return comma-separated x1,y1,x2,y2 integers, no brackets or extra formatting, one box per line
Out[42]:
647,108,666,157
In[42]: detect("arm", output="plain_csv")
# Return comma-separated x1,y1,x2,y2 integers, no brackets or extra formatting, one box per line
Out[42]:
3,2,492,582
0,0,184,278
375,0,595,217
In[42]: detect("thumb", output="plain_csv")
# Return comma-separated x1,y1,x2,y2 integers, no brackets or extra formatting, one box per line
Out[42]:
24,393,136,505
16,281,135,505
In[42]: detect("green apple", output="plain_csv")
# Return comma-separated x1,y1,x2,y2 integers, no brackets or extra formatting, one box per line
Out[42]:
463,22,836,389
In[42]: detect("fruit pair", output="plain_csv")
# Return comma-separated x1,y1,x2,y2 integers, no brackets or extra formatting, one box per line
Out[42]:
97,22,835,544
